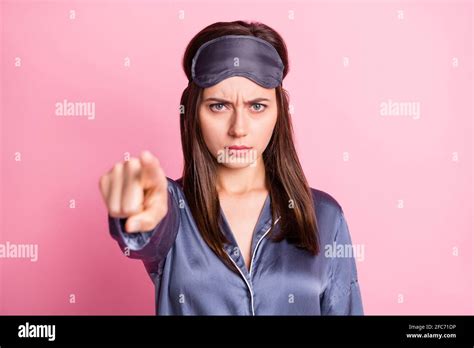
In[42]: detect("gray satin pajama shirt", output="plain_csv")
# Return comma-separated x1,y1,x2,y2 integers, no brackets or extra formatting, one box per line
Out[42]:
108,177,364,315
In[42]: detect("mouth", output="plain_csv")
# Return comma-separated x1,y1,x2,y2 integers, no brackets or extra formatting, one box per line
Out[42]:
221,145,257,162
226,145,252,150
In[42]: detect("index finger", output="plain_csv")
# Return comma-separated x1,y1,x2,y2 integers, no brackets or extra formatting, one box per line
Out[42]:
139,150,167,191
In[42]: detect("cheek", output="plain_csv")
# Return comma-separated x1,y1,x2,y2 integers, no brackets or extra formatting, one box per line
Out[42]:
199,114,225,153
255,114,277,148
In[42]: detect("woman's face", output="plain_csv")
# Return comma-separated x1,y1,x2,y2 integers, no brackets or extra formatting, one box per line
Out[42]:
198,76,278,169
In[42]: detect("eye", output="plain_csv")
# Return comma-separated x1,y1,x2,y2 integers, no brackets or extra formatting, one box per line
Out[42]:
251,103,267,112
209,103,227,112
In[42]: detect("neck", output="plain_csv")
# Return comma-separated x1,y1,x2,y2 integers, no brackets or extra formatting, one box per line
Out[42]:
216,157,267,196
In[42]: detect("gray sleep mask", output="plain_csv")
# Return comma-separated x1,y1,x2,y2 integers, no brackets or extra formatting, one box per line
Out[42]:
191,35,284,88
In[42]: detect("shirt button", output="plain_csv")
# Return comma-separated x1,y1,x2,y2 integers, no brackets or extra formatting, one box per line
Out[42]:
233,247,240,257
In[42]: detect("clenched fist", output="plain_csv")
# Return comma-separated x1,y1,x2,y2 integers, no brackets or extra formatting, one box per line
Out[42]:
99,150,168,233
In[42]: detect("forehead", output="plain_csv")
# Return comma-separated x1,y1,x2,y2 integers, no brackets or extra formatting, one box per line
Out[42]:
201,76,276,99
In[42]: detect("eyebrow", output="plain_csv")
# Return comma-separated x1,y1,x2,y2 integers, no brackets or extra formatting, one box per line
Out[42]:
202,97,271,104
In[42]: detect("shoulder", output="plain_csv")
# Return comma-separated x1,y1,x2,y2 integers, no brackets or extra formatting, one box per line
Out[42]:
174,176,183,189
308,187,348,245
309,187,344,216
164,177,184,204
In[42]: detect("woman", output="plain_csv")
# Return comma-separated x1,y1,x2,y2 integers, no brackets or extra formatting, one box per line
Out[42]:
99,20,364,315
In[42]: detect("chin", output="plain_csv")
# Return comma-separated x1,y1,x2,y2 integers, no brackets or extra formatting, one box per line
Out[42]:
220,160,257,169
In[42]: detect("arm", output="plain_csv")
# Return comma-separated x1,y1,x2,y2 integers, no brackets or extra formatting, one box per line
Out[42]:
320,211,364,315
108,178,180,264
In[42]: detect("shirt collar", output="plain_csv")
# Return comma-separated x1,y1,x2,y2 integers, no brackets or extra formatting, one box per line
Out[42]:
219,193,273,253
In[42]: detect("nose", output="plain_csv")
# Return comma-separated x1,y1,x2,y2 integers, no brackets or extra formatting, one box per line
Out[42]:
228,107,248,138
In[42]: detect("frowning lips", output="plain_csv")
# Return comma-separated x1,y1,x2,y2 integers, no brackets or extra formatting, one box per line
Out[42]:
226,145,252,150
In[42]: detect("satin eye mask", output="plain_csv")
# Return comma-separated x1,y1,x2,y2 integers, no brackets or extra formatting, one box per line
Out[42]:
191,35,284,89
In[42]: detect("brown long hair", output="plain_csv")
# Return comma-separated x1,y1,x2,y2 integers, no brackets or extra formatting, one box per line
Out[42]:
179,20,320,273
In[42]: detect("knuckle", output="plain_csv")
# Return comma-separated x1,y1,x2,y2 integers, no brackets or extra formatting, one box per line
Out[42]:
112,163,123,174
124,157,140,170
108,199,122,217
108,208,121,218
124,159,141,181
122,206,140,216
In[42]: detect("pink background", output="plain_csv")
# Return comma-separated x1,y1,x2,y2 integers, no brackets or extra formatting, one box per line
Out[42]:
1,0,472,315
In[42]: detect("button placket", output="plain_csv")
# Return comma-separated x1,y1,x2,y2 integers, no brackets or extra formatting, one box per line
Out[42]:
248,217,281,279
223,243,255,315
219,195,277,315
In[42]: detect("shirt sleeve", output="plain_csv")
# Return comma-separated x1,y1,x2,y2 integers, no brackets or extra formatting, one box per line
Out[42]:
107,178,180,265
320,210,364,315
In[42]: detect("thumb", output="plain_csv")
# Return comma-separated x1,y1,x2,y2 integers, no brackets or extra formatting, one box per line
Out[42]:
124,199,167,233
